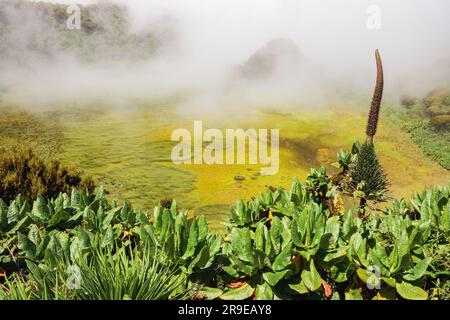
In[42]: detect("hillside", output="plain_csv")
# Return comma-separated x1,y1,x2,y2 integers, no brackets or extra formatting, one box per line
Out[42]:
0,0,176,65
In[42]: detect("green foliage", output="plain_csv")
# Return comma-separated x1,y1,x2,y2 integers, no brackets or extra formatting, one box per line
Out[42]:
305,168,333,203
217,175,448,300
347,141,389,207
0,245,189,300
422,90,450,123
387,89,450,169
430,115,450,131
0,187,219,300
0,148,95,203
141,201,222,278
0,176,448,300
332,150,354,173
333,142,360,172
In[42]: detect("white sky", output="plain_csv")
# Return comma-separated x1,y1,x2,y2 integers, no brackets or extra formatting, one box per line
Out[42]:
11,0,450,107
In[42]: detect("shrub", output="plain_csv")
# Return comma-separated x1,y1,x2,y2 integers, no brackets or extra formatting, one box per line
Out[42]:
353,50,389,214
422,90,450,110
400,95,417,108
430,114,450,131
348,142,389,208
0,148,95,203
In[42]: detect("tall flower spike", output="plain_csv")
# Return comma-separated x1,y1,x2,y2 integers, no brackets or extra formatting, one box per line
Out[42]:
366,49,384,143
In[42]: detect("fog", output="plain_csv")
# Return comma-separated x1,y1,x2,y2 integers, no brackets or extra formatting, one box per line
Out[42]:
0,0,449,113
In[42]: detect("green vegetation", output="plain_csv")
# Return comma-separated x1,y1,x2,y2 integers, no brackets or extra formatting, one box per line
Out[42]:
0,79,448,299
0,244,189,300
346,50,389,215
346,142,389,214
218,175,449,300
1,104,448,232
0,148,94,203
0,53,446,297
387,89,450,169
0,0,447,303
0,169,448,300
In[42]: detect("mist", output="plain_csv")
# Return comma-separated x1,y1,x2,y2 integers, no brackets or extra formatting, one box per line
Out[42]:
0,0,449,113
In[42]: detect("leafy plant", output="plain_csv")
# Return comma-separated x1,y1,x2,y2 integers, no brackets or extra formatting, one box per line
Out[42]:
217,180,349,300
347,141,389,215
0,245,190,300
1,176,448,301
140,201,222,281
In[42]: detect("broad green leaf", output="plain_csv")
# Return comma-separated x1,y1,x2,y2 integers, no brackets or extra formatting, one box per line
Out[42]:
28,224,41,245
198,287,223,300
396,282,428,300
290,220,303,247
255,283,273,300
270,217,282,254
182,219,199,259
323,248,347,263
95,186,106,200
255,223,265,252
197,216,209,243
71,189,81,207
356,268,372,283
29,196,50,225
220,284,255,300
17,232,36,257
48,209,71,227
325,216,340,246
231,227,253,264
102,207,121,230
263,270,289,287
222,266,240,278
288,279,309,295
382,277,396,288
272,245,291,271
403,258,432,281
301,260,322,292
8,215,30,234
7,203,20,224
100,225,114,248
356,268,380,288
207,234,222,257
345,289,363,300
188,246,210,272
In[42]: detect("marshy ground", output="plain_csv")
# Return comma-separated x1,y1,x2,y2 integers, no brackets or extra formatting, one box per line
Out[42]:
1,103,449,232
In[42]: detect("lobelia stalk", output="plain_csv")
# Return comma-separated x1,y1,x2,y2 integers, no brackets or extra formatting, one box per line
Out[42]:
366,49,384,143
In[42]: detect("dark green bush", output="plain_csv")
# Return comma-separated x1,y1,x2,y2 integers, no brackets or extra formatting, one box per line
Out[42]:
0,148,95,203
400,95,417,108
348,141,389,212
430,114,450,131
